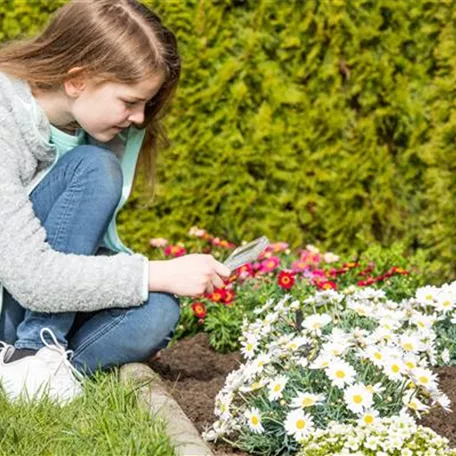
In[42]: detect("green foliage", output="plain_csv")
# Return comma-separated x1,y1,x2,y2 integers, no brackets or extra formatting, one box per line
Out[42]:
1,0,455,278
0,0,66,41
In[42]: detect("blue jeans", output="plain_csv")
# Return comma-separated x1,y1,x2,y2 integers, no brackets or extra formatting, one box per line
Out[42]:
0,145,180,374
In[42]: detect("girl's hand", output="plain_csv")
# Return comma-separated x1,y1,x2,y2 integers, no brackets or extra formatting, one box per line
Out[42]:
148,254,231,297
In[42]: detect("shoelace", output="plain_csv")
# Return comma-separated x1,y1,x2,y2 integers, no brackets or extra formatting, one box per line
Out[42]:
40,328,84,383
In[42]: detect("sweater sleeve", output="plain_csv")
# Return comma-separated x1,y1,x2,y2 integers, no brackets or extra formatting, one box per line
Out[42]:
0,139,149,313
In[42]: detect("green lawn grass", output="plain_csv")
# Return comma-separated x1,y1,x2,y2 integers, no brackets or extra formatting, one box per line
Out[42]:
0,370,175,456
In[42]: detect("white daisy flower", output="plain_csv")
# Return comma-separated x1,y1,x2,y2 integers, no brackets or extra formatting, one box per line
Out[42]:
309,353,332,370
410,367,439,392
363,345,386,367
267,375,288,401
296,357,309,369
358,409,379,426
415,285,439,306
344,383,373,414
435,291,455,313
286,335,310,351
247,353,271,377
323,252,339,263
403,354,419,371
441,348,450,365
244,407,264,434
290,392,325,409
241,337,259,359
326,359,356,388
301,313,332,335
382,358,405,382
410,311,436,329
400,334,425,354
284,409,315,440
432,392,451,412
239,378,267,393
402,391,429,414
321,341,350,358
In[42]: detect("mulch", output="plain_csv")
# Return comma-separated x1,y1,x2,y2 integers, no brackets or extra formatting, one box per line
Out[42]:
148,333,456,454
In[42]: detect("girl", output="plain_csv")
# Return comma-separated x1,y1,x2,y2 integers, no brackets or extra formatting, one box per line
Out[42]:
0,0,230,404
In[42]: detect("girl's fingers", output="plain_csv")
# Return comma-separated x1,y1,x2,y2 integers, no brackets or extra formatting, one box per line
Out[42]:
211,274,224,290
214,261,231,278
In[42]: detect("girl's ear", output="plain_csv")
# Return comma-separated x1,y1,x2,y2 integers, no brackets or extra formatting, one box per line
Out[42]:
64,67,88,98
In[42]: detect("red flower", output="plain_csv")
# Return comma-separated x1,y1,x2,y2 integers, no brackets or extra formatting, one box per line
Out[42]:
236,263,254,279
191,302,207,318
390,266,408,275
357,277,376,287
278,271,295,289
207,288,226,303
343,262,360,269
164,245,187,257
316,280,337,290
223,289,235,305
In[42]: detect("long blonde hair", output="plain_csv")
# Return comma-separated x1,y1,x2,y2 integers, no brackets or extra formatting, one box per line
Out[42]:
0,0,181,193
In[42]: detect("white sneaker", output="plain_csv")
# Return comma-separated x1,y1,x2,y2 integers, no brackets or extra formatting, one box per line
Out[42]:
0,328,84,405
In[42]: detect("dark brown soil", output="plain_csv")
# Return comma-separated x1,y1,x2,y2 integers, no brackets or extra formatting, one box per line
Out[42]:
420,366,456,445
148,334,456,453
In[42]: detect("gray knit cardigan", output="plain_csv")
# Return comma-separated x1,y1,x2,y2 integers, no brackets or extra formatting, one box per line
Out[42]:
0,71,149,314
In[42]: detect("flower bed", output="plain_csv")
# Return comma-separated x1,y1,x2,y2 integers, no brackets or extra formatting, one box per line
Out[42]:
148,227,425,353
148,333,456,455
147,228,456,454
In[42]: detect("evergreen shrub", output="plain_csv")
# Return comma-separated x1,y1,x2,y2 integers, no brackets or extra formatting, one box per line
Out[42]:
1,0,455,279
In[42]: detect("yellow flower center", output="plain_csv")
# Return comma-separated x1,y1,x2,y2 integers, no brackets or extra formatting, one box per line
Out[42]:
426,294,433,301
391,364,400,373
335,370,346,379
247,343,253,351
353,395,363,404
312,322,321,329
406,361,415,369
302,397,315,407
296,419,306,429
403,343,414,351
274,384,281,392
374,352,382,360
364,415,374,424
419,376,429,384
251,416,259,426
443,300,451,307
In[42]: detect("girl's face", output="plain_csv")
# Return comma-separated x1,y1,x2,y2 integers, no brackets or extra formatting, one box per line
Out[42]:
69,72,164,142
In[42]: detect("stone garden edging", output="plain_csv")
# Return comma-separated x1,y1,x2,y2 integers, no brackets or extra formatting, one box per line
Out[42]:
119,363,215,456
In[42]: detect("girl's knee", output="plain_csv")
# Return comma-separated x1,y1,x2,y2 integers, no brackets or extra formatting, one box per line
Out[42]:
69,145,122,187
133,292,180,355
147,292,180,333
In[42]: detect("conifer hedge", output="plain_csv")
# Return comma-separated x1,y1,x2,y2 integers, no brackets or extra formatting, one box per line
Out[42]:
1,0,455,278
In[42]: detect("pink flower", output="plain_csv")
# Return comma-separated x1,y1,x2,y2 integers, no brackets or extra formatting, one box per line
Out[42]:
265,242,289,253
149,237,168,248
300,250,321,265
188,226,207,238
259,256,280,273
310,269,326,280
291,260,310,273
